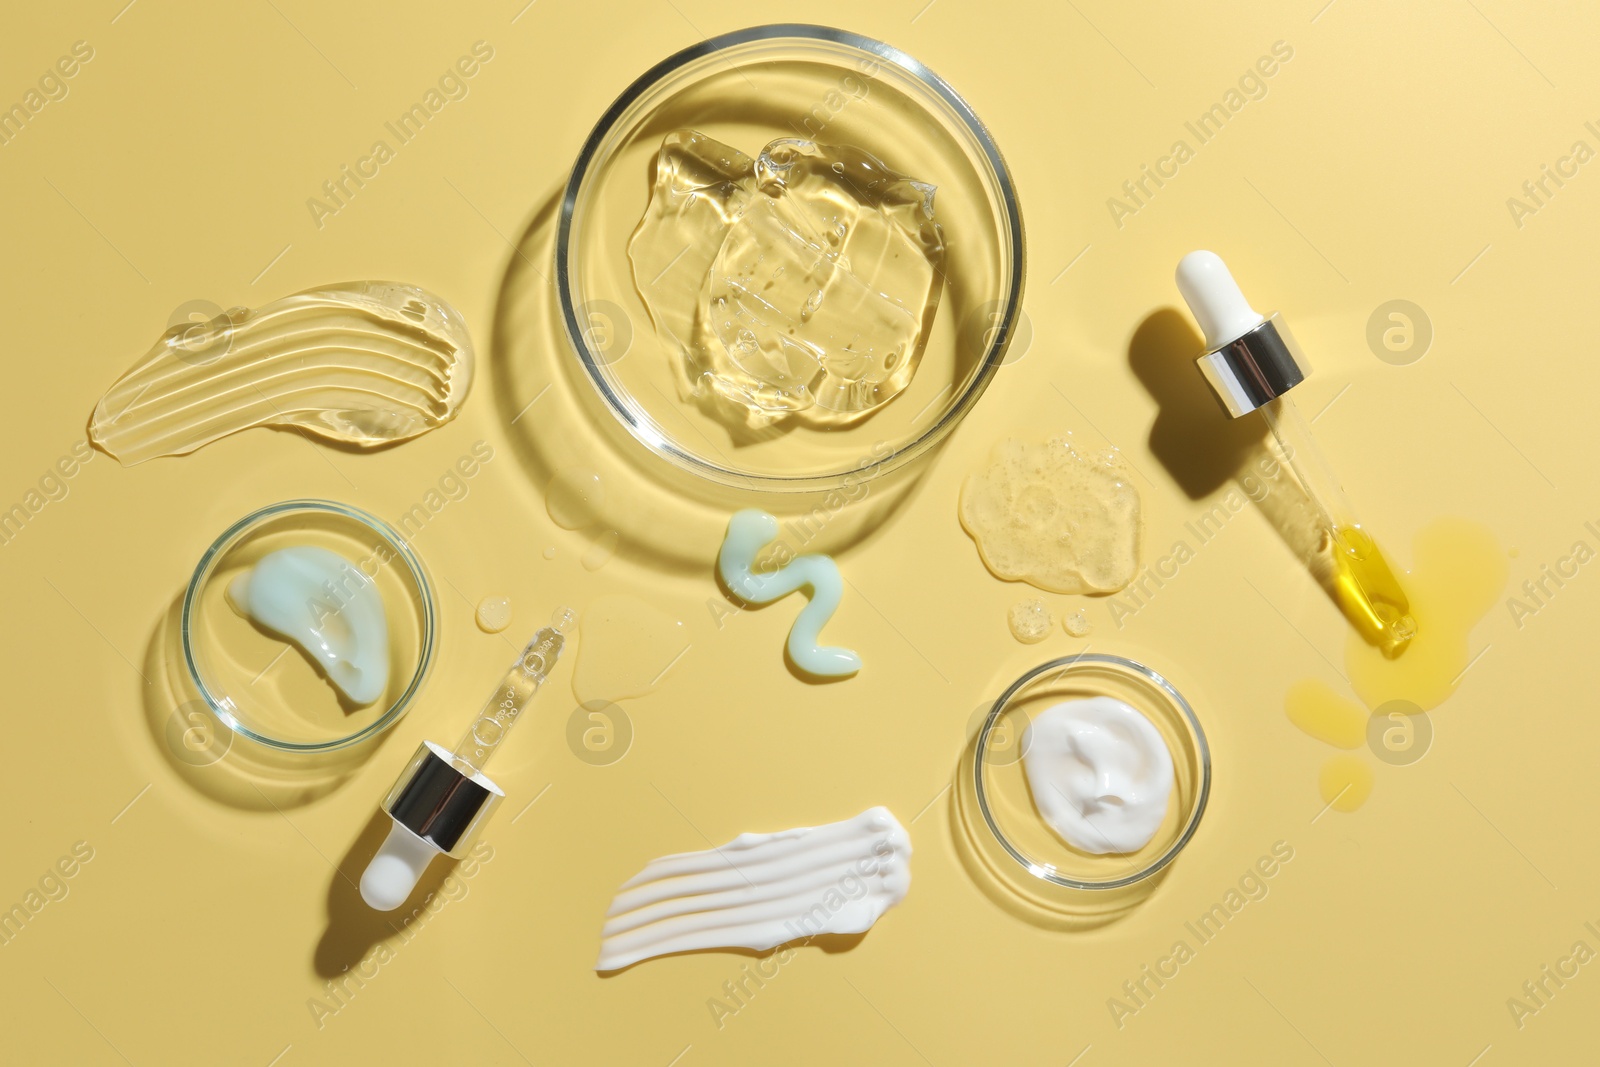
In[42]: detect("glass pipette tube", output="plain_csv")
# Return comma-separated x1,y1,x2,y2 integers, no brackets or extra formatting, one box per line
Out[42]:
450,622,568,776
1259,395,1416,656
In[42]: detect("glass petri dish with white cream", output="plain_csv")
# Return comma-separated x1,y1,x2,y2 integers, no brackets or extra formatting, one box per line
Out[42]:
957,654,1211,928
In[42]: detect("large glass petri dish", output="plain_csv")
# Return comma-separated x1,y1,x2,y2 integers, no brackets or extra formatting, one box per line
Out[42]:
558,24,1025,492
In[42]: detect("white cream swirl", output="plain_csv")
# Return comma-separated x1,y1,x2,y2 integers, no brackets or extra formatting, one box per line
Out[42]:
1022,697,1174,855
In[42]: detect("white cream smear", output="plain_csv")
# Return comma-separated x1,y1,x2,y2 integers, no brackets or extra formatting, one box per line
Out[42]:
596,807,911,972
1022,697,1173,855
226,546,389,705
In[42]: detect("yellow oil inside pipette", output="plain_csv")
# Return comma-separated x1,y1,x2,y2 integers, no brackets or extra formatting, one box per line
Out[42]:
1329,525,1415,657
1263,397,1415,659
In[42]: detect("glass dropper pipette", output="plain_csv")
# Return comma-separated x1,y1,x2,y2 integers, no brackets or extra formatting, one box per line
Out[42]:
360,614,571,911
1176,251,1417,657
449,620,568,776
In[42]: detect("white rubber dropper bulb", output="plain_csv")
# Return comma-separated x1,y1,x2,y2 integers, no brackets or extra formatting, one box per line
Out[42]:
360,821,440,911
1175,250,1265,349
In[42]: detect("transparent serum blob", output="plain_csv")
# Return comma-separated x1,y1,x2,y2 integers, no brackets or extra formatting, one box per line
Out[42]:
629,130,946,428
572,593,688,705
960,435,1142,594
546,468,605,530
1008,597,1053,643
475,596,512,634
89,282,474,464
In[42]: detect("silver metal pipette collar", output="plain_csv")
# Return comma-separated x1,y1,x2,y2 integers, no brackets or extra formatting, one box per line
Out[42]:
1195,312,1311,418
379,740,503,858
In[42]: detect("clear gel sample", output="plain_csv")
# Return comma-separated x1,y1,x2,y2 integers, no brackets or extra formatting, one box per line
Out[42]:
1008,597,1053,644
89,281,473,464
629,131,945,428
475,596,512,634
572,594,687,705
960,435,1142,595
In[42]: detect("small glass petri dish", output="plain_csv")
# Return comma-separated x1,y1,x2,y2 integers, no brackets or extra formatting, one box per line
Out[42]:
180,500,436,752
558,24,1026,492
957,654,1211,927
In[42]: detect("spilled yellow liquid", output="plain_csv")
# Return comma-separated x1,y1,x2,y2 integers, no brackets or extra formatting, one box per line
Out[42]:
1345,517,1506,713
1285,517,1506,812
1318,755,1374,812
89,282,473,464
1284,678,1365,749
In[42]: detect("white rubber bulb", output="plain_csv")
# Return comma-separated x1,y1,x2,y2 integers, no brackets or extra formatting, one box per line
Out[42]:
360,821,440,911
1175,250,1265,349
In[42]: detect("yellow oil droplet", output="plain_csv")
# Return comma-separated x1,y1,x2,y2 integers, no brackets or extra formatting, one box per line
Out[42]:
1318,755,1374,812
1284,678,1365,749
573,594,688,704
1346,517,1506,712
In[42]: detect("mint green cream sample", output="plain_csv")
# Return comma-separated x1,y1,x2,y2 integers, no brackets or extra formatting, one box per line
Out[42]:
226,546,390,705
716,510,860,677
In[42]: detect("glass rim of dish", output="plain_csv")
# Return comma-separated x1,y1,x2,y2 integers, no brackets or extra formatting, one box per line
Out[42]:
973,653,1212,891
556,22,1026,492
180,498,437,753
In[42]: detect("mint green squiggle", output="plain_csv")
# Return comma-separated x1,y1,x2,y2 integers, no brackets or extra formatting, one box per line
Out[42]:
717,509,861,678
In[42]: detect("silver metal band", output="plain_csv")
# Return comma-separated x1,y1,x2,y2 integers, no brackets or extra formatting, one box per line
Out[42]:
1195,313,1310,418
380,741,503,858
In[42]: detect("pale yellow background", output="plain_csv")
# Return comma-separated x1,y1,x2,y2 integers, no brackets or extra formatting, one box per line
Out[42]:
1,1,1595,1064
